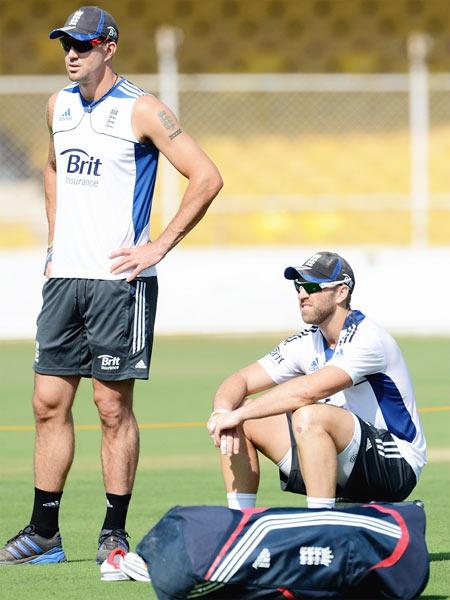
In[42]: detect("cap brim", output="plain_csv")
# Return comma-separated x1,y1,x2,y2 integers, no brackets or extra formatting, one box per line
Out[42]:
49,27,100,40
284,267,301,280
284,266,335,283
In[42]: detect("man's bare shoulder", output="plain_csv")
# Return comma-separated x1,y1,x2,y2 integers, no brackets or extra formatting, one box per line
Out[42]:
132,94,181,145
133,93,161,111
46,92,59,129
132,94,179,125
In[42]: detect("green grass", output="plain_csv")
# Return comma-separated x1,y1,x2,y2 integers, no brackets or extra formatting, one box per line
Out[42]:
0,336,449,599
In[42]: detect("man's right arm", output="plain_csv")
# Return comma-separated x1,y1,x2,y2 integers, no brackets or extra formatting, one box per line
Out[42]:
207,362,276,456
43,93,58,277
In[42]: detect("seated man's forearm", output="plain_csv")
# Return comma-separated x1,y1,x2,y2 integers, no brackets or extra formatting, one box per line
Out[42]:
213,372,249,412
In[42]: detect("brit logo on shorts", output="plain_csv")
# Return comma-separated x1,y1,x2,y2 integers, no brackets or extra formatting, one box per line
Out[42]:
98,354,121,370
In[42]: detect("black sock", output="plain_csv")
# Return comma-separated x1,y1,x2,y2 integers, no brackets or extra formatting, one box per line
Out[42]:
30,487,63,538
102,493,131,531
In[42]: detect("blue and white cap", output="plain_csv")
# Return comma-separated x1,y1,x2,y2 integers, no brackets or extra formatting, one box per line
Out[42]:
284,251,355,290
49,6,119,42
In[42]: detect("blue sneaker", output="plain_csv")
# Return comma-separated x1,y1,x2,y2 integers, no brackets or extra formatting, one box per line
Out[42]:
96,529,129,565
0,525,66,565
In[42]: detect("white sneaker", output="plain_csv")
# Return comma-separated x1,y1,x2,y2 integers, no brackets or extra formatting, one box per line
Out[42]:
100,548,130,581
120,551,150,582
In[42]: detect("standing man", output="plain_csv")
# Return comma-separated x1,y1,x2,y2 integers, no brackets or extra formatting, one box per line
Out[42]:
0,6,222,565
208,251,426,511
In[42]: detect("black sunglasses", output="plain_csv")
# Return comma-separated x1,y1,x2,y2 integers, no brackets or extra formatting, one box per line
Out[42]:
293,280,344,294
60,36,105,53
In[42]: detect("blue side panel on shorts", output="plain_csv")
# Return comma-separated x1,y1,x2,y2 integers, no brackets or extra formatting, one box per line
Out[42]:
132,143,159,244
366,372,417,442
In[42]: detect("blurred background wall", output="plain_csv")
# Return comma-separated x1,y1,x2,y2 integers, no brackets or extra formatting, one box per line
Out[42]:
2,0,450,75
0,0,449,337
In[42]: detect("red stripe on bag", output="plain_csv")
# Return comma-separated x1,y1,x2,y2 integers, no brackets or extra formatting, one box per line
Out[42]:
366,504,410,569
277,588,298,599
204,507,267,580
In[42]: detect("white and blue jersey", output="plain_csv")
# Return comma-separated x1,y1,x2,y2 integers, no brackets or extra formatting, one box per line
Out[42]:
258,310,426,479
51,78,158,279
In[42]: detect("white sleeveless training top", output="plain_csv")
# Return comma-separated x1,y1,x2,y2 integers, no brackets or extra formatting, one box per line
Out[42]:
51,78,158,279
259,310,426,480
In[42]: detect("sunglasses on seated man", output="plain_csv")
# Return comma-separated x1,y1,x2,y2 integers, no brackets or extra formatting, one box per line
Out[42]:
294,277,352,295
60,36,109,53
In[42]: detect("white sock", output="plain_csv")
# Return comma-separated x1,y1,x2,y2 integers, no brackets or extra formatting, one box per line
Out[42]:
227,492,257,509
307,496,335,509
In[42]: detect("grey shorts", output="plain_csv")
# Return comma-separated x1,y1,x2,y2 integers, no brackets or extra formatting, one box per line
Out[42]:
34,277,158,381
280,412,417,502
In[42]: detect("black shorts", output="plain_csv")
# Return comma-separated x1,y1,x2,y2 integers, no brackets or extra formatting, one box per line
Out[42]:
34,277,158,381
280,412,417,502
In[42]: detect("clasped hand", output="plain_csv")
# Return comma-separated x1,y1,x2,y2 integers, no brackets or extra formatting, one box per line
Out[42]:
207,410,242,456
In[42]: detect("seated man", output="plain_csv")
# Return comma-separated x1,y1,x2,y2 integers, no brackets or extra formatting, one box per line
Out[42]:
207,251,426,510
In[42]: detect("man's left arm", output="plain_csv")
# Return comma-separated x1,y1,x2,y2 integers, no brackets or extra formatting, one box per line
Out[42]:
111,95,223,281
211,366,353,451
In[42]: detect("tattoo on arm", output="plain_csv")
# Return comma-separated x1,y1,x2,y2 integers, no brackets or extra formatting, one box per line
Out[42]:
158,110,176,130
169,128,182,140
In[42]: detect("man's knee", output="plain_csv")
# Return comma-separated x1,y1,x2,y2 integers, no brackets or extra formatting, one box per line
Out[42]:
33,391,61,423
33,386,70,423
242,417,272,446
292,403,326,433
94,390,133,431
293,405,356,455
32,375,78,423
240,398,262,443
242,413,290,464
241,420,254,440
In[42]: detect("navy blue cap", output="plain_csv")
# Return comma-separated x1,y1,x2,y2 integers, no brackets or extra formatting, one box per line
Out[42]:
284,251,355,290
49,6,119,42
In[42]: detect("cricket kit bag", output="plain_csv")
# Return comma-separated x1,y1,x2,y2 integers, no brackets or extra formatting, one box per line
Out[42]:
136,502,429,600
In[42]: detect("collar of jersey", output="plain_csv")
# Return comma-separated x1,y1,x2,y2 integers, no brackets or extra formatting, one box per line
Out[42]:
320,309,365,361
78,78,122,112
321,336,334,362
343,309,365,329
